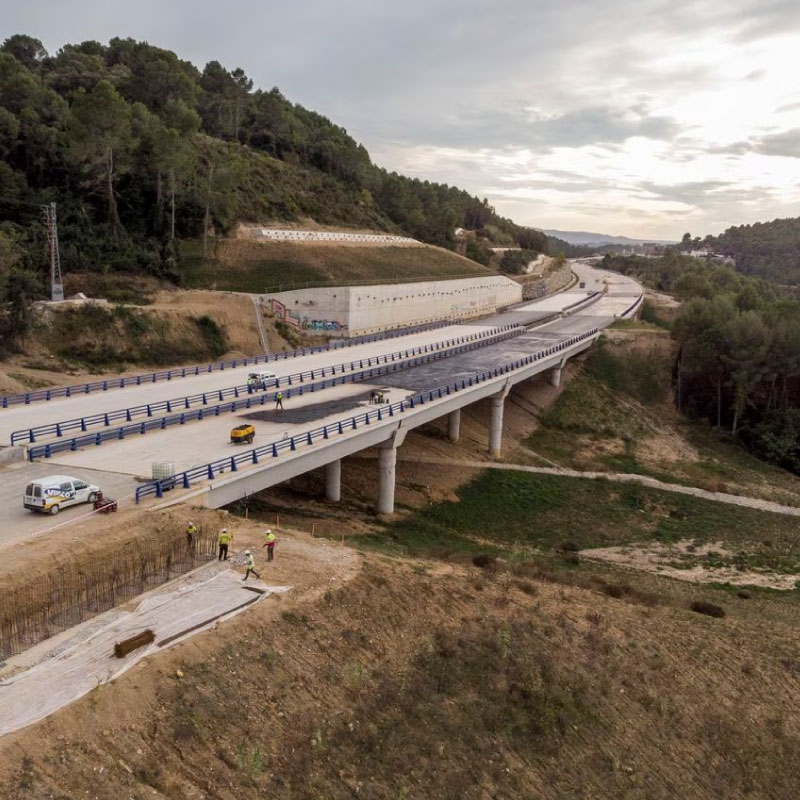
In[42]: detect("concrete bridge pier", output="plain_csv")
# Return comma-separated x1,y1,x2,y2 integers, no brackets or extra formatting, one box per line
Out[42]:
377,446,397,514
550,357,568,388
447,409,461,443
377,426,407,515
325,459,341,502
489,382,512,459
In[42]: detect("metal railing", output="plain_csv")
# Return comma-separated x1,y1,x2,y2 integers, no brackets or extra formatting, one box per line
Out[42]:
14,325,519,446
27,326,526,460
0,317,461,409
134,327,600,503
620,294,644,318
561,290,602,312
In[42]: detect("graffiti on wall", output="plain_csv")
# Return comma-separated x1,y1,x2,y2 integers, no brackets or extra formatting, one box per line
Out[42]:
270,298,348,334
301,318,347,332
270,298,301,328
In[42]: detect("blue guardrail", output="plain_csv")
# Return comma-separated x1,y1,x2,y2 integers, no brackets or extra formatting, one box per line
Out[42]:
18,325,520,448
134,327,599,503
26,326,525,459
1,317,459,409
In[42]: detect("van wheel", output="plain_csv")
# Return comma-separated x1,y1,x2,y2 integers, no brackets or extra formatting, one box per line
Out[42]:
49,504,60,516
247,434,254,444
88,492,99,503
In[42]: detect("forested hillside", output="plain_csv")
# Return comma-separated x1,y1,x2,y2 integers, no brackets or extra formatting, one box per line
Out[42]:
0,34,545,345
694,217,800,284
603,252,800,473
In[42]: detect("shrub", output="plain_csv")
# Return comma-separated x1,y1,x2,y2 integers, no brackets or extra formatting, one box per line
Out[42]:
194,315,228,357
737,589,752,599
690,600,726,618
601,582,630,599
472,554,496,570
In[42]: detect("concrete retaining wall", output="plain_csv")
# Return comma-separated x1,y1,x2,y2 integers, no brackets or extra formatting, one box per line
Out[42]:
265,276,522,337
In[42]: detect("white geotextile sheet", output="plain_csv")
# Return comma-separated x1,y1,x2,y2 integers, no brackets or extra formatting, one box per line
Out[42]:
0,570,290,737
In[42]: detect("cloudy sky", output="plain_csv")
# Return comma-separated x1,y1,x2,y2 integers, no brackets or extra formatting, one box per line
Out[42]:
5,0,800,239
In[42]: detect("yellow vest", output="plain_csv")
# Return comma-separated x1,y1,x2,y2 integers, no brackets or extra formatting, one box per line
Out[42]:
219,531,232,545
265,532,276,545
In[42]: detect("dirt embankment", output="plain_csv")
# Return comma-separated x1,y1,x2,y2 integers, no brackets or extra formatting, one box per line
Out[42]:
1,546,799,799
0,289,307,397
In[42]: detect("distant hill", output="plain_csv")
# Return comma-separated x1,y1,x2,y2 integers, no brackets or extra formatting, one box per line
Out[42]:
543,229,675,246
703,217,800,285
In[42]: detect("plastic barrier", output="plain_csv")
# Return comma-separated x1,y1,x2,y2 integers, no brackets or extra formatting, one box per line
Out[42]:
134,328,600,502
1,317,460,409
27,326,527,460
13,325,519,445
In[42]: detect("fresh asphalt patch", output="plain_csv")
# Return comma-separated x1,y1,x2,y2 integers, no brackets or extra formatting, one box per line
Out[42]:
242,392,379,425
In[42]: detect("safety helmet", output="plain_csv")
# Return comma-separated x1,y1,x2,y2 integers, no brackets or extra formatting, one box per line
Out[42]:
265,528,272,533
245,550,251,555
221,528,227,532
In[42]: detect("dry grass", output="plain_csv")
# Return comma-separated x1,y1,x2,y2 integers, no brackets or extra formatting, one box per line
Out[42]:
182,238,493,293
2,559,799,799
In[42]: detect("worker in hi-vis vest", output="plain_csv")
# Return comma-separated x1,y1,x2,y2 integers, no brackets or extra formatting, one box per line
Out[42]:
218,528,233,561
186,522,197,548
243,550,260,582
275,390,283,410
262,529,276,561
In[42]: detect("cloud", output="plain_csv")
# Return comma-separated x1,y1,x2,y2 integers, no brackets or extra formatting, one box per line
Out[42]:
4,0,800,239
753,129,800,158
706,129,800,159
383,104,680,152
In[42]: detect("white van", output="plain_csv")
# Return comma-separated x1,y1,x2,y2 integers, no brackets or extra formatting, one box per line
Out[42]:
248,370,278,389
23,475,101,515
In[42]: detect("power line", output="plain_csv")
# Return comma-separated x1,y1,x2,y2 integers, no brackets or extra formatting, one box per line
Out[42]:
0,196,52,210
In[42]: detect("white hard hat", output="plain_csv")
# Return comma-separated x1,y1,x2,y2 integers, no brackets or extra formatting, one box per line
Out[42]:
222,528,227,532
245,550,251,555
265,528,272,533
